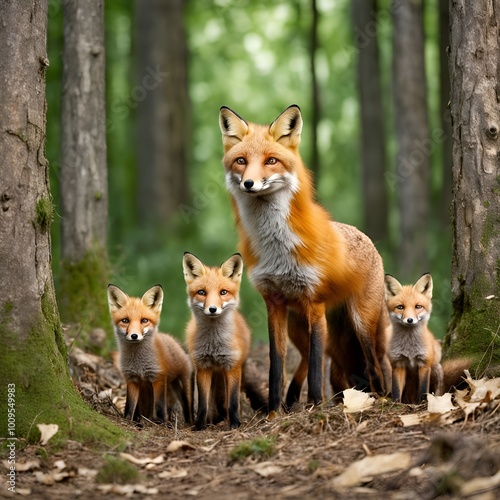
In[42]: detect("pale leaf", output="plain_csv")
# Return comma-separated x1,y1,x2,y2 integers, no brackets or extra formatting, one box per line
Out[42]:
119,452,164,466
333,452,411,488
37,424,59,445
460,470,500,496
342,388,375,413
249,461,283,477
166,440,196,453
2,459,40,472
427,393,457,414
158,467,188,479
399,414,422,427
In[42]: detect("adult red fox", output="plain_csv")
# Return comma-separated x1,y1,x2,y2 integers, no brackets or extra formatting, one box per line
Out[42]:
183,252,267,430
385,274,444,403
107,284,193,424
219,105,391,412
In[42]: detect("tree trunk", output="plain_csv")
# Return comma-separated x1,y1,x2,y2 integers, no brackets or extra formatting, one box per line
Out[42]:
0,0,122,443
392,0,430,280
352,0,388,243
309,0,320,180
444,0,500,370
135,0,190,228
59,0,110,332
438,0,453,226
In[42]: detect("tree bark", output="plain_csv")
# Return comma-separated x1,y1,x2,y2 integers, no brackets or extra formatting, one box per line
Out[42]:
0,0,121,443
59,0,110,330
438,0,453,226
352,0,388,243
445,0,500,370
135,0,190,227
309,0,320,180
392,0,430,280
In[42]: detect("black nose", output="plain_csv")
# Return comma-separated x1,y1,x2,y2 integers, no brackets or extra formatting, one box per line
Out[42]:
407,318,413,324
243,179,254,190
131,333,138,340
209,306,217,314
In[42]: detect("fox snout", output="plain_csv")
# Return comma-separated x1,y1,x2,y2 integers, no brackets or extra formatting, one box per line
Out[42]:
126,332,144,341
205,305,221,316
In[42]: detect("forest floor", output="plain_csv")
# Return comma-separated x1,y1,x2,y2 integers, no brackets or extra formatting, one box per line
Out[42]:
2,341,500,499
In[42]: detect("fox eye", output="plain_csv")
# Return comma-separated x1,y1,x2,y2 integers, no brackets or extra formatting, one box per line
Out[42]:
121,318,129,324
236,157,246,165
396,305,404,310
220,289,228,296
141,318,149,324
197,290,206,296
266,157,278,165
415,304,423,309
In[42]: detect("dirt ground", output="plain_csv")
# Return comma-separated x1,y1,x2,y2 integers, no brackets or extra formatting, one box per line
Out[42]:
2,341,500,499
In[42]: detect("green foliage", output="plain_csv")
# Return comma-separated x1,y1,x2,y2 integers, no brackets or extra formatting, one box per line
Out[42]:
96,456,140,484
228,436,277,462
35,197,54,233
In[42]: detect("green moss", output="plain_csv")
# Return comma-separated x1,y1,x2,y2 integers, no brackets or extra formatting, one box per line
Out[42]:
0,286,129,448
35,197,54,233
481,213,500,250
228,436,276,462
57,246,113,353
96,456,139,484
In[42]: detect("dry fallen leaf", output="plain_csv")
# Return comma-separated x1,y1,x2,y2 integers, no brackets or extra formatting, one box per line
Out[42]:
2,459,40,472
333,452,412,488
342,388,375,413
158,467,188,479
34,470,71,485
166,440,196,453
249,461,283,477
37,424,59,445
427,393,457,414
97,484,159,495
399,414,422,427
119,452,164,466
460,470,500,496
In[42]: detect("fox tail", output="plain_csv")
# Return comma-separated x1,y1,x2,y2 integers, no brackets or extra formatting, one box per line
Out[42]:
242,359,268,413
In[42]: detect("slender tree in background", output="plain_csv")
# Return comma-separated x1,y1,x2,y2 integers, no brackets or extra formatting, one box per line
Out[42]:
445,1,500,368
309,0,320,179
352,0,388,243
59,0,110,333
0,0,122,442
135,0,189,228
438,0,452,226
392,0,430,280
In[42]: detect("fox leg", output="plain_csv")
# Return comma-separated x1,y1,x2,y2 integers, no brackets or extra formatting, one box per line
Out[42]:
179,375,194,425
152,378,167,423
195,368,212,430
418,365,431,402
124,381,141,421
392,366,406,403
307,304,326,406
430,363,444,396
265,297,288,413
226,366,242,429
286,311,309,408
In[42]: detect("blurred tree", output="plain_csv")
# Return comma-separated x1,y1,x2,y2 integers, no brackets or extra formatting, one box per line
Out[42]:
309,0,320,179
392,0,430,280
135,0,190,228
438,0,452,226
444,0,500,369
0,0,122,443
58,0,110,335
352,0,388,243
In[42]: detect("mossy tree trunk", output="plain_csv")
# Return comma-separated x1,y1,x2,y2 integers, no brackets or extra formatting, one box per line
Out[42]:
444,0,500,371
392,0,430,280
0,0,124,444
59,0,111,334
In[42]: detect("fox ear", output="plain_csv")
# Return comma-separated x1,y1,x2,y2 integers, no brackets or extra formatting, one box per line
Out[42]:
183,252,206,283
269,104,302,148
414,273,433,299
142,285,163,313
107,284,129,312
219,106,249,149
220,253,243,284
384,274,403,299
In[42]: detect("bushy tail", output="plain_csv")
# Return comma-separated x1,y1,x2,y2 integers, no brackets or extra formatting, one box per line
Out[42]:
442,358,472,392
242,358,268,413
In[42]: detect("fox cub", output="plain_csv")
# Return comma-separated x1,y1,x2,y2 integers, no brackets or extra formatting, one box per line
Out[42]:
183,252,266,430
108,284,193,424
385,273,444,403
